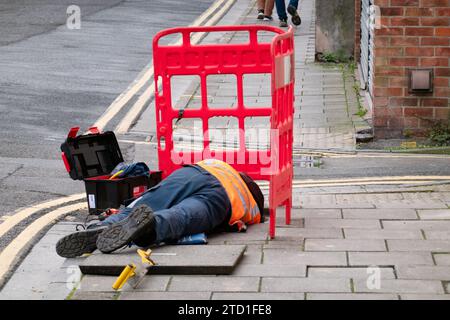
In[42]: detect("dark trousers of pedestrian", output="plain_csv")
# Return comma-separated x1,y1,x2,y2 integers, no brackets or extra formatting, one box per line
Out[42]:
275,0,299,20
101,165,231,244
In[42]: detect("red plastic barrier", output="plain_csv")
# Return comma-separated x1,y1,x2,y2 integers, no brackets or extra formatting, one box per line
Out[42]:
153,25,295,238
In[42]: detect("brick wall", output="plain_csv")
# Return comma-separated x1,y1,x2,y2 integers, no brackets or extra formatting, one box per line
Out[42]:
366,0,450,138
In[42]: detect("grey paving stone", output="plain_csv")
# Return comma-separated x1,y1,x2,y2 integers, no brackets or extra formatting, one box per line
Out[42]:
305,218,381,229
119,276,172,292
263,250,347,266
343,209,418,220
79,245,246,276
418,209,450,220
375,201,447,209
382,221,450,230
307,293,398,300
212,292,305,300
353,279,444,294
397,266,450,280
307,267,395,279
424,231,450,240
240,245,263,264
433,254,450,266
348,252,434,266
119,291,211,300
344,229,423,240
291,208,342,219
168,276,259,292
400,294,450,300
261,277,351,293
275,227,344,239
232,264,306,277
387,240,450,252
77,275,119,292
305,239,386,252
70,291,117,300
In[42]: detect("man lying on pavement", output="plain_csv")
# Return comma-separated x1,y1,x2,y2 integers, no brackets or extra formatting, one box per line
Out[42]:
56,159,264,258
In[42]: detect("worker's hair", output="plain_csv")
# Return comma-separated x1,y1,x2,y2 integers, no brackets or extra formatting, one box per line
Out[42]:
239,172,265,217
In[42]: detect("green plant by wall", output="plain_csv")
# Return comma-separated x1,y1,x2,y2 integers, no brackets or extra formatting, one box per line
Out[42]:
429,121,450,146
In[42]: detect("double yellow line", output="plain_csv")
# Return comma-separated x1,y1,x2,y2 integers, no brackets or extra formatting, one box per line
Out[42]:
0,195,86,287
93,0,237,134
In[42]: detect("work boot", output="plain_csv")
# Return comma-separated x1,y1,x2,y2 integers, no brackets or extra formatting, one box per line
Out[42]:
96,204,156,254
287,5,301,26
279,18,288,27
55,226,106,258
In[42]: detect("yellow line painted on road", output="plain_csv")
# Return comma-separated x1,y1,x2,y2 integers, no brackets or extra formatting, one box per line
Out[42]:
259,180,450,190
115,0,237,134
0,202,87,285
94,0,231,133
0,193,85,239
257,176,450,187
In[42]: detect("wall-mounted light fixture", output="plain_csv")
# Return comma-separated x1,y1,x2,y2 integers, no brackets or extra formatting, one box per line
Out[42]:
408,69,433,93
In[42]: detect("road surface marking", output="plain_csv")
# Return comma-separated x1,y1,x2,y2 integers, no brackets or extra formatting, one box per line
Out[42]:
0,193,85,239
115,0,237,134
0,202,87,286
93,0,233,132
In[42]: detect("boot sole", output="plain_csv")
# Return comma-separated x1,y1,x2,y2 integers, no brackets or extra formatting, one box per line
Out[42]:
96,205,155,254
287,6,301,26
56,228,105,258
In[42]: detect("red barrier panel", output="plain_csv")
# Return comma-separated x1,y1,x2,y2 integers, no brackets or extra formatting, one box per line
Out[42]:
153,25,295,238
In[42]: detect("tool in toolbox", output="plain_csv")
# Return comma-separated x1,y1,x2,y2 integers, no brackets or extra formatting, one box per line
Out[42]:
60,126,162,214
112,249,156,290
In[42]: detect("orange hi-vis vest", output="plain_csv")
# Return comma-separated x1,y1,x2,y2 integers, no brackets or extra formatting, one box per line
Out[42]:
197,159,261,231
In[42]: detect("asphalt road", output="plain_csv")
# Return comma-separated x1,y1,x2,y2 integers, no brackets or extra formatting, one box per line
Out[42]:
0,0,214,217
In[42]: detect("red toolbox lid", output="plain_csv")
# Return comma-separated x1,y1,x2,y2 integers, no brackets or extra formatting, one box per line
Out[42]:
60,127,124,180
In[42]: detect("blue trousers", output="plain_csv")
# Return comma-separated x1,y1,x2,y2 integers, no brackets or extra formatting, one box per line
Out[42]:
275,0,299,20
102,165,231,244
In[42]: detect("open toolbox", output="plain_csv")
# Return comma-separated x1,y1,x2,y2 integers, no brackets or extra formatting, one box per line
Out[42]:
61,126,161,214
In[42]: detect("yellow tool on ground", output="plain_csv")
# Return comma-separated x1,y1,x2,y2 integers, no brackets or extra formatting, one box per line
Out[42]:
109,170,124,180
112,249,156,290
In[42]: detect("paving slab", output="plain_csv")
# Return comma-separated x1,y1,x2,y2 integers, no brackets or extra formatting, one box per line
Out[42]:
274,227,344,239
261,277,351,293
212,292,305,300
119,291,211,300
307,293,399,300
348,252,434,266
425,231,450,240
387,240,450,252
168,276,259,292
396,266,450,281
70,291,118,300
304,218,381,229
231,264,307,277
353,279,445,294
418,209,450,220
305,239,386,252
307,267,396,279
342,209,418,220
79,245,246,276
343,229,423,240
382,221,450,230
263,250,347,266
400,294,450,300
433,254,450,266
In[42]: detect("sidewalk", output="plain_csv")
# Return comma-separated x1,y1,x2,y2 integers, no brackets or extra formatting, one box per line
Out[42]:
1,0,450,300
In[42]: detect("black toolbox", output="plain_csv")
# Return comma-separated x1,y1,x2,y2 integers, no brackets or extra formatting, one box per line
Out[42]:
61,126,161,214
